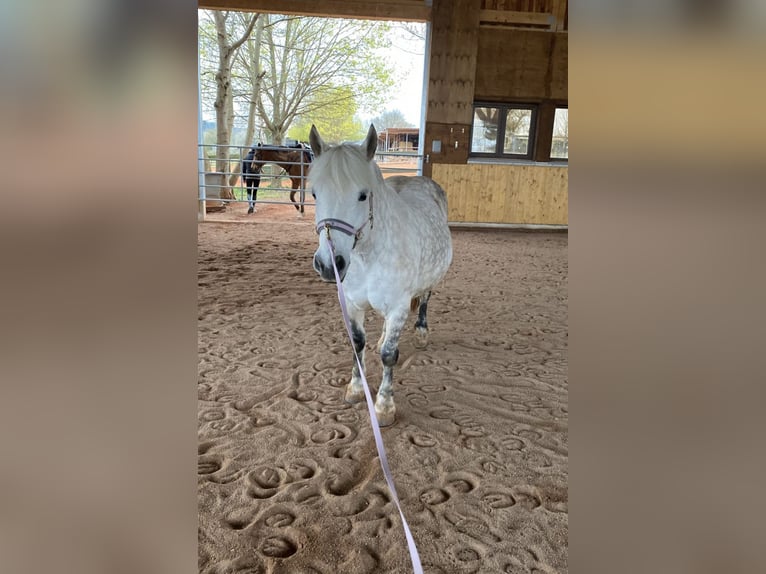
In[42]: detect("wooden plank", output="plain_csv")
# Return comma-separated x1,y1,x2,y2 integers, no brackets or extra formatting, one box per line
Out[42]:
479,9,553,27
434,163,567,224
444,166,458,222
524,166,542,223
456,167,470,223
510,165,526,222
484,0,554,10
474,165,494,222
552,167,569,223
506,165,523,223
551,0,568,31
487,164,508,223
198,0,432,22
427,0,481,125
435,165,464,222
464,167,481,222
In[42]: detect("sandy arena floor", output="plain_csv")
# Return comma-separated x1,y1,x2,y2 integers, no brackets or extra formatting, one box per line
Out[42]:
198,202,568,573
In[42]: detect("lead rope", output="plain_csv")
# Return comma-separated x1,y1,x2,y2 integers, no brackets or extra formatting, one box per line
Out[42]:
325,230,424,574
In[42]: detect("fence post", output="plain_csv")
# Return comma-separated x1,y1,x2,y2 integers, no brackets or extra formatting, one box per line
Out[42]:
300,149,306,209
197,51,206,220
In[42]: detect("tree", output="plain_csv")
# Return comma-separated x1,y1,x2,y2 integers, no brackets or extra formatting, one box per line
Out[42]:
201,10,258,198
244,15,395,145
199,12,398,169
554,108,568,139
395,21,426,44
476,107,530,142
234,13,266,149
369,109,414,132
288,86,366,144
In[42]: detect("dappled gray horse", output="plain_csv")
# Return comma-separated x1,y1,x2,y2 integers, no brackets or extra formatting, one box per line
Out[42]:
309,124,452,426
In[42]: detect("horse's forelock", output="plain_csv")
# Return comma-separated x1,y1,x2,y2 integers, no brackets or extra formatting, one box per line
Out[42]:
310,144,378,193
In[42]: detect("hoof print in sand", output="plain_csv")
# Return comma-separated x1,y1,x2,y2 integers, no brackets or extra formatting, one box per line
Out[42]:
481,491,516,510
263,509,296,528
198,456,222,476
261,535,297,558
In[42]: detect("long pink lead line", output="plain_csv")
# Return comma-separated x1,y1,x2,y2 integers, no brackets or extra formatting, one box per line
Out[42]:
326,236,424,574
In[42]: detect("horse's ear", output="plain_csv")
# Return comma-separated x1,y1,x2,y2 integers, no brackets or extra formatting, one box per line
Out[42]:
309,125,324,158
364,124,378,161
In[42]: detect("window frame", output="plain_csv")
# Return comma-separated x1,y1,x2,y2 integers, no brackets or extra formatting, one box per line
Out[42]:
469,102,538,160
549,105,569,163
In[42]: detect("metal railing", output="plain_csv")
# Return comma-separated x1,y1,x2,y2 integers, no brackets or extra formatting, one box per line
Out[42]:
198,143,311,207
198,143,423,209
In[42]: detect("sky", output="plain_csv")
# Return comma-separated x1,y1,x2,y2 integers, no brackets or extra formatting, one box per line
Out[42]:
371,23,427,128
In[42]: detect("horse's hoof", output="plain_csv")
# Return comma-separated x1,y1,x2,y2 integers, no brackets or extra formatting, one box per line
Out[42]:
413,326,428,349
344,385,365,404
375,409,396,427
247,207,254,214
375,405,396,427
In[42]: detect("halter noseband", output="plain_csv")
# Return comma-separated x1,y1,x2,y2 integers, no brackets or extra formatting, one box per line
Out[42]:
316,191,374,246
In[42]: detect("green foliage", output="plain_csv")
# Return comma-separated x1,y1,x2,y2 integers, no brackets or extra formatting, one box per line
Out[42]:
289,116,365,145
198,10,398,143
288,85,367,143
202,129,217,146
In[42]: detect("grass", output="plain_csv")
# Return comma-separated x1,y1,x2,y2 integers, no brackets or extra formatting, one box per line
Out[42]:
235,175,305,202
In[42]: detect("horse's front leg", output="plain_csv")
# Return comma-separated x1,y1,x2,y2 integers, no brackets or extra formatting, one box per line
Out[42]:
253,176,260,207
290,178,304,215
344,306,367,405
246,183,255,213
376,308,408,427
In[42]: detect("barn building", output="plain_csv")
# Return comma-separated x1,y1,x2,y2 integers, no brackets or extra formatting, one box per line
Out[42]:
198,0,568,226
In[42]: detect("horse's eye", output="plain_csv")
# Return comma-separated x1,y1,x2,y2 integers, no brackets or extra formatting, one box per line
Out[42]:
358,191,368,202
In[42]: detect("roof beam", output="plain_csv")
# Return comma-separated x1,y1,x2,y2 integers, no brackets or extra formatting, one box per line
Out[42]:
551,0,568,32
198,0,432,22
479,9,554,28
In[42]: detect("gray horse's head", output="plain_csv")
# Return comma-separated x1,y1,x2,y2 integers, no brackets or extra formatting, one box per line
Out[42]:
308,124,379,283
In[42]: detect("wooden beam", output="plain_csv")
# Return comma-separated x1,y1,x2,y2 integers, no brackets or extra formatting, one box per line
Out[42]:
426,0,481,126
198,0,432,22
533,101,556,162
551,0,568,32
479,9,553,28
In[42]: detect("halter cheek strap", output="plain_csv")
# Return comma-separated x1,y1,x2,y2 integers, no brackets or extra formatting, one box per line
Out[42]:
315,191,374,245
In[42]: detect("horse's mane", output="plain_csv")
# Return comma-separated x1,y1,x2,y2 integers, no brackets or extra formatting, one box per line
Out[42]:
310,144,383,191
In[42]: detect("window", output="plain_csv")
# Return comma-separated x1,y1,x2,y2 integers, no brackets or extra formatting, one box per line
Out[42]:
470,104,537,159
551,107,568,160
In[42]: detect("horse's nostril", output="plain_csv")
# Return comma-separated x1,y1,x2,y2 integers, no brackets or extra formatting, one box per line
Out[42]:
335,255,346,271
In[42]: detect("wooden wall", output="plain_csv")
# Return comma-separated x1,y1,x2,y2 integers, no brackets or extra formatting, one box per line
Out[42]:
422,0,482,176
423,1,568,225
432,163,568,225
474,30,567,101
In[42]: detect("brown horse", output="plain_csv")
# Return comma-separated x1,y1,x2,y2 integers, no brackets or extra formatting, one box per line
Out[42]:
245,142,313,215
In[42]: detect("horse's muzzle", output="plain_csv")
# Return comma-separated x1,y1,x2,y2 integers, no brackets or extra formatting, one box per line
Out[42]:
313,252,347,282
